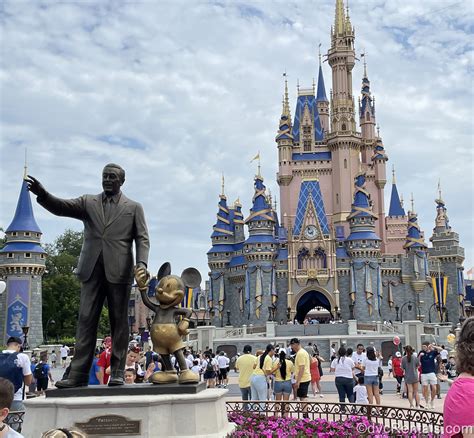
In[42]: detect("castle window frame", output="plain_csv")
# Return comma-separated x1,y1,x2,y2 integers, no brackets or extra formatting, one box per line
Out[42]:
12,232,17,237
344,158,347,169
24,232,31,237
36,233,40,238
25,252,31,258
257,244,261,248
336,193,339,204
40,254,45,259
7,252,14,258
303,140,311,151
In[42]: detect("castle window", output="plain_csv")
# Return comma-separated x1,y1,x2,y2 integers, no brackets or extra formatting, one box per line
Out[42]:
36,233,40,237
336,193,339,204
257,244,261,248
303,126,311,135
25,253,31,258
362,240,366,244
224,236,227,240
12,232,17,237
7,252,13,258
225,253,229,256
25,232,30,237
344,158,347,169
303,140,311,151
342,123,347,131
40,254,45,259
366,112,370,121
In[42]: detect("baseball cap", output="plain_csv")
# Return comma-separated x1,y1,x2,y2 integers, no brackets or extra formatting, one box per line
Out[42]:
289,338,300,345
395,352,401,357
6,336,23,345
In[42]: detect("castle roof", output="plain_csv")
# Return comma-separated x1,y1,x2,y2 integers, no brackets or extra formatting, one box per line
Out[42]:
6,180,42,233
316,65,328,102
347,173,377,219
404,211,427,250
291,93,324,142
245,175,275,223
0,242,46,254
388,181,405,217
228,255,246,267
211,194,233,238
293,179,330,236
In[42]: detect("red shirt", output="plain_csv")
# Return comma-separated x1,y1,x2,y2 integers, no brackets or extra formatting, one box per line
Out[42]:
97,350,111,384
392,357,404,377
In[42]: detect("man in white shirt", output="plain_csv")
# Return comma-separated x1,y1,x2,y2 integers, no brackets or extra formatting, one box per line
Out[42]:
440,345,449,364
217,352,230,388
60,344,70,368
351,344,366,377
0,337,32,431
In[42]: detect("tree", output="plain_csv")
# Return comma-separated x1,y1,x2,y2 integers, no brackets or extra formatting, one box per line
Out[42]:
42,229,110,340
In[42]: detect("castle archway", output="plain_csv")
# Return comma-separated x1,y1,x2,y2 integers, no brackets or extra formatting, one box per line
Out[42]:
293,287,335,324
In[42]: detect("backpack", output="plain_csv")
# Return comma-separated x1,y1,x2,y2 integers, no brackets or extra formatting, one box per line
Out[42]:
0,352,24,392
33,362,47,379
206,360,214,372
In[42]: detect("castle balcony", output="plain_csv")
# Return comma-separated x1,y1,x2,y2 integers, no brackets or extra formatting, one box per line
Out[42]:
295,268,330,279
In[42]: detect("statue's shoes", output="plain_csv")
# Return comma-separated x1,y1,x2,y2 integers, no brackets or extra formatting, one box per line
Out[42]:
108,377,125,386
150,371,178,384
55,379,88,389
178,369,199,384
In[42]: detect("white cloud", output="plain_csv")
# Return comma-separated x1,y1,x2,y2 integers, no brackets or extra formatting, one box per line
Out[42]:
1,0,472,280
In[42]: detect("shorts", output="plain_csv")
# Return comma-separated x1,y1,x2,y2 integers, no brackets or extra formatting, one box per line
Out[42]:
364,375,379,386
204,371,216,380
219,368,228,379
420,372,437,386
274,380,292,395
36,377,49,391
296,381,310,398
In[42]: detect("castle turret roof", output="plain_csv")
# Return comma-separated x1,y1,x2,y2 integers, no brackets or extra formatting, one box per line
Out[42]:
316,64,328,102
388,169,405,217
6,179,41,233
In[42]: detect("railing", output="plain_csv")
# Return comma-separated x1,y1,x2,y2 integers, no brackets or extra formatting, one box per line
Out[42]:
357,323,377,332
5,411,24,432
224,328,243,338
226,401,443,435
247,326,266,335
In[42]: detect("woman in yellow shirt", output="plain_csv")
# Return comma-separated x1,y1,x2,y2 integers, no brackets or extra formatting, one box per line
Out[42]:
251,344,275,408
273,350,294,417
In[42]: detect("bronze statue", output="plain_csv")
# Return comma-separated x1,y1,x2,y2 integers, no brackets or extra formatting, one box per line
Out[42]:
135,263,201,384
26,164,149,387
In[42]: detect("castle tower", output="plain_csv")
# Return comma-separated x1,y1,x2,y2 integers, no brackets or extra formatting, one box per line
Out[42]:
359,57,376,162
243,172,277,323
428,185,465,323
386,168,408,254
371,137,388,247
345,172,381,319
207,179,234,324
316,56,330,135
327,0,361,236
0,177,46,347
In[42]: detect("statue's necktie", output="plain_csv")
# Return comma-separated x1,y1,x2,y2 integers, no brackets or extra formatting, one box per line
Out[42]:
104,198,113,223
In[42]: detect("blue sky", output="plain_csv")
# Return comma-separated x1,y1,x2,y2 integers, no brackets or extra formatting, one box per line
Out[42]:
1,0,472,280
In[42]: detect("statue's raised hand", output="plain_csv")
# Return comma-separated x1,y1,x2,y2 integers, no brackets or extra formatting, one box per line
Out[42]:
25,175,46,198
134,266,150,291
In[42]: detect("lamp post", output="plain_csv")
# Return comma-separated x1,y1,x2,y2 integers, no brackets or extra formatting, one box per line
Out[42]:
44,318,56,343
226,310,231,326
21,326,29,351
428,302,442,323
268,306,273,322
399,301,414,323
286,307,291,322
395,306,400,322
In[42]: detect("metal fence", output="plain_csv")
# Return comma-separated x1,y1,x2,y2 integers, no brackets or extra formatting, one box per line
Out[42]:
5,411,24,432
226,400,443,435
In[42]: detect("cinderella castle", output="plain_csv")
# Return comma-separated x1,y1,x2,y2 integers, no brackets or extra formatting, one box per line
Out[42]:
207,0,466,326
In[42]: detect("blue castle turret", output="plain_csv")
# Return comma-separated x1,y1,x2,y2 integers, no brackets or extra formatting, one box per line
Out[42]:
0,176,46,347
345,172,381,318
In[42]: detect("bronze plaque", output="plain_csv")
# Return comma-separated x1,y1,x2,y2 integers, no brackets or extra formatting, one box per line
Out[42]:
75,415,141,436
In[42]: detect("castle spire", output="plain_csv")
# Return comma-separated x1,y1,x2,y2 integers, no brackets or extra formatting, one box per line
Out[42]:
6,177,42,234
283,73,291,121
388,166,405,217
359,52,376,141
334,0,346,36
316,57,328,102
433,180,450,231
404,205,427,251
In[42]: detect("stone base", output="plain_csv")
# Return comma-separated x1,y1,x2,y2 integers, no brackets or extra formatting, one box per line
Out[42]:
23,388,234,438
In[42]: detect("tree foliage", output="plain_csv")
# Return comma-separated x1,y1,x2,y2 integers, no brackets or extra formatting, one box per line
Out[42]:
42,229,110,340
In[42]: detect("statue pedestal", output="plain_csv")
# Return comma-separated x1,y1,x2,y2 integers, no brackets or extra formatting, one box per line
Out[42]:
23,386,234,438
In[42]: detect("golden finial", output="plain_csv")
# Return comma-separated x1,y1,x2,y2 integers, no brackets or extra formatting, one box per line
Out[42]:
274,196,278,211
318,43,322,65
361,50,367,78
437,179,442,200
392,165,396,184
297,78,300,92
410,193,415,212
377,124,380,137
23,148,28,180
283,71,290,119
312,77,316,94
268,189,272,206
221,173,225,196
400,193,404,208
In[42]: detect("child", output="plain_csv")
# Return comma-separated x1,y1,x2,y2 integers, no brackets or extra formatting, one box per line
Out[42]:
387,355,393,378
124,368,137,384
50,350,57,368
191,359,200,375
354,376,368,404
0,377,24,437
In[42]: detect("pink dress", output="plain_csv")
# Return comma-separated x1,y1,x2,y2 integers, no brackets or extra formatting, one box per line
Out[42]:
443,377,474,437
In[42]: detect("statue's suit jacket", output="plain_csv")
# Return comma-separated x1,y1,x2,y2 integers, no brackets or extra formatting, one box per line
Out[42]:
37,191,149,284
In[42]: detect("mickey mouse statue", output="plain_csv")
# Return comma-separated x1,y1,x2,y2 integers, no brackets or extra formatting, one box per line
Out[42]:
134,262,201,384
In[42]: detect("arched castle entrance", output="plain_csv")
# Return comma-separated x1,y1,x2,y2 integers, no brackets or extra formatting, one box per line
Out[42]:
292,287,335,323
